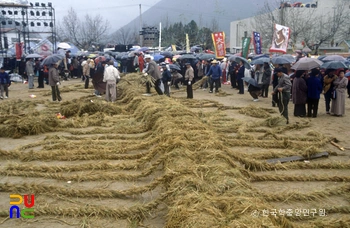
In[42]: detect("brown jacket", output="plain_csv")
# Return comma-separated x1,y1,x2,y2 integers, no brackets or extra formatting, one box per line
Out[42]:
323,75,338,94
146,60,161,80
48,67,60,86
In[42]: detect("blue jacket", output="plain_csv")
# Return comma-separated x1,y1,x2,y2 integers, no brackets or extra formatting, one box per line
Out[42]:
161,69,172,83
306,75,322,99
206,65,221,79
0,72,10,84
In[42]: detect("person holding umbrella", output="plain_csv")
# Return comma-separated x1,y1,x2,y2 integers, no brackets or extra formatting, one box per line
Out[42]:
271,68,292,124
261,62,271,97
292,70,308,117
306,68,323,118
237,61,245,94
48,63,62,102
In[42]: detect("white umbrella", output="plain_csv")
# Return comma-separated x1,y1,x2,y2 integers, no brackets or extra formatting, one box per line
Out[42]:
57,42,71,49
322,55,346,62
25,53,42,59
291,57,323,70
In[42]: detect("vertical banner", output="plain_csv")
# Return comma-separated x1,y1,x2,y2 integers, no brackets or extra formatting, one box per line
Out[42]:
252,32,262,54
15,42,23,61
171,44,177,51
211,31,226,58
241,37,251,58
269,24,290,54
186,34,190,53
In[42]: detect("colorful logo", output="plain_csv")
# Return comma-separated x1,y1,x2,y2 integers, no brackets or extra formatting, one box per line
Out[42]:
9,194,35,219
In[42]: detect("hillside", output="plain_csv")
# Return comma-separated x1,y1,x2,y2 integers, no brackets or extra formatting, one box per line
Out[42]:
114,0,265,40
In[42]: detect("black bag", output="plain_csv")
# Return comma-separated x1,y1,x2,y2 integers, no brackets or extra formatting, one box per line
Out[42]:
331,90,336,99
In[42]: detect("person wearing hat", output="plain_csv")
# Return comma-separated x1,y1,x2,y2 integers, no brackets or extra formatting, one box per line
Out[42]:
206,59,221,93
48,63,62,102
161,63,172,97
103,60,120,102
184,62,194,98
144,55,163,95
271,68,292,124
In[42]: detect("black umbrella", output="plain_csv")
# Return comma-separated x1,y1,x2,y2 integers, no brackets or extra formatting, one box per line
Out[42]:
252,54,269,60
169,64,181,71
251,57,270,65
41,54,65,66
178,54,196,60
160,51,173,58
242,77,259,87
197,53,216,60
320,61,348,69
228,56,251,69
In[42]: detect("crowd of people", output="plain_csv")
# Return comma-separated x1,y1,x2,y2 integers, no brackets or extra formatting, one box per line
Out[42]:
1,49,349,124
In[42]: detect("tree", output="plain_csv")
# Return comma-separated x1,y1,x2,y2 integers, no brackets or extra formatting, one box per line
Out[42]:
252,1,278,50
112,27,133,45
57,8,110,50
302,0,350,54
184,20,199,46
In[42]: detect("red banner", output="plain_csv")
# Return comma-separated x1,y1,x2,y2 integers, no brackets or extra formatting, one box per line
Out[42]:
15,42,23,60
212,32,226,58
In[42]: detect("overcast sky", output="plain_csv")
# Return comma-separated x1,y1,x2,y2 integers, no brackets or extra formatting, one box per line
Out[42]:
33,0,161,30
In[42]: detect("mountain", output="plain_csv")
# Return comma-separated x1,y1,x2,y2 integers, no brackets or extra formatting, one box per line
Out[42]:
114,0,265,41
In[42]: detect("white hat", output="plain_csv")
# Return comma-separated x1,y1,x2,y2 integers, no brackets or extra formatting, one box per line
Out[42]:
144,54,152,59
222,58,227,62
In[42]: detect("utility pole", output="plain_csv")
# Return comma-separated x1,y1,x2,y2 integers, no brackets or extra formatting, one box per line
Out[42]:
158,22,161,51
280,0,285,25
139,4,143,46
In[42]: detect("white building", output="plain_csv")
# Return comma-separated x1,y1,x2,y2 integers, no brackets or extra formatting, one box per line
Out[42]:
229,0,350,53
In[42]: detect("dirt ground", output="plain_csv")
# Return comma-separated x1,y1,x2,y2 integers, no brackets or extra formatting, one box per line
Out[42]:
0,77,349,228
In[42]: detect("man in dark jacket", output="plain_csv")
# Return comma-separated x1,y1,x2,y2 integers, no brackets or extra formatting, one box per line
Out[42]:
0,67,10,99
261,62,271,97
237,61,245,94
161,63,172,97
229,60,238,89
